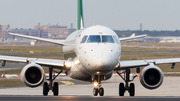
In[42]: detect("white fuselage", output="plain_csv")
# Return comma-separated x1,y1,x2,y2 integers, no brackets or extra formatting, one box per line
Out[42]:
63,25,121,81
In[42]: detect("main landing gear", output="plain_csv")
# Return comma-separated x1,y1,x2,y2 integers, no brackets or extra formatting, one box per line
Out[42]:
43,68,63,96
93,75,104,96
116,69,138,96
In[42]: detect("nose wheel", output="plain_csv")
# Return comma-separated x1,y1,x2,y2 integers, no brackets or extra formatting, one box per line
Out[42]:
92,75,104,96
93,87,104,96
99,87,104,96
93,88,98,96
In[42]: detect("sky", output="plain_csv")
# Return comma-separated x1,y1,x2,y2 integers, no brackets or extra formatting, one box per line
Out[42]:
0,0,180,31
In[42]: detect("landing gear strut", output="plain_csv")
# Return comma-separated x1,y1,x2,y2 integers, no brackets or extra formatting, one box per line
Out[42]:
43,68,63,96
93,75,104,96
116,69,137,96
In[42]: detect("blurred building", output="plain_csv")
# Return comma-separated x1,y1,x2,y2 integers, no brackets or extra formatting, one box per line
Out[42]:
8,28,48,40
0,24,10,31
35,24,76,39
0,31,8,41
0,23,76,42
0,24,11,41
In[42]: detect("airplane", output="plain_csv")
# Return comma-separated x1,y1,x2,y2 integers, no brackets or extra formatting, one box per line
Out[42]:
0,0,180,97
1,73,19,78
130,33,135,37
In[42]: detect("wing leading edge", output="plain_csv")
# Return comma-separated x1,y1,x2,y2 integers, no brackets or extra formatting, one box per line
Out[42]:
115,58,180,70
119,34,147,41
9,33,64,45
0,55,68,70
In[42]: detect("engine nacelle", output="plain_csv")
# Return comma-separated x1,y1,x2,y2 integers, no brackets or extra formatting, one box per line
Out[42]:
21,63,45,87
140,64,164,89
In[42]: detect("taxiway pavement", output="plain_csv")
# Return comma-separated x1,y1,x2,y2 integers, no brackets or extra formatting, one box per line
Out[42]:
0,76,180,96
0,96,180,101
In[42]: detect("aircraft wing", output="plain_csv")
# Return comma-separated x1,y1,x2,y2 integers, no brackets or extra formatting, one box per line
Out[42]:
0,55,70,70
115,58,180,70
119,34,147,41
9,33,64,45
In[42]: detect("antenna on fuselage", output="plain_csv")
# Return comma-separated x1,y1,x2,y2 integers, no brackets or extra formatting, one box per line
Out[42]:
77,0,84,30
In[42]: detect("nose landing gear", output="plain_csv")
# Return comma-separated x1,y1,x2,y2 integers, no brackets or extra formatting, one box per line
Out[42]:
93,83,104,96
93,75,104,96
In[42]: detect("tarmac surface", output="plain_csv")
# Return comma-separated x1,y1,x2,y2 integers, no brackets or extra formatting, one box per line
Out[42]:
0,96,180,101
0,76,180,100
1,63,180,100
1,76,180,96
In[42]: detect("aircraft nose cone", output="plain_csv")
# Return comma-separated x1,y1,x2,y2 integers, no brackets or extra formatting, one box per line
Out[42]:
80,44,120,74
95,53,110,66
87,52,117,73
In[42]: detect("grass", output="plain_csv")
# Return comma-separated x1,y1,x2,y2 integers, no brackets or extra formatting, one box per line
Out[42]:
0,79,23,87
122,42,180,47
0,69,22,74
0,47,62,53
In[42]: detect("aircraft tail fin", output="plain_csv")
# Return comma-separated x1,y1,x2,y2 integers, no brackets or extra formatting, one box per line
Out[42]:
77,0,84,30
130,33,135,37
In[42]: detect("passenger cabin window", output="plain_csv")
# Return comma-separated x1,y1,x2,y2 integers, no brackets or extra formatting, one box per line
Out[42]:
102,35,115,43
87,35,101,43
80,35,88,43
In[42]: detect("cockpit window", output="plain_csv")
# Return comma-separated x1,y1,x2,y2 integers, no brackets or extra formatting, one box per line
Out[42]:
113,36,119,44
102,35,115,43
80,35,88,43
87,35,101,43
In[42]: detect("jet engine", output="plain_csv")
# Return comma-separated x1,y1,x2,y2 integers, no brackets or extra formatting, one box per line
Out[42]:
21,63,45,87
139,64,164,89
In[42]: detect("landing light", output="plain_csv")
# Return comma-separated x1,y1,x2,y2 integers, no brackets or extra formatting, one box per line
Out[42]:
115,64,120,68
64,61,72,68
74,59,80,65
94,82,98,87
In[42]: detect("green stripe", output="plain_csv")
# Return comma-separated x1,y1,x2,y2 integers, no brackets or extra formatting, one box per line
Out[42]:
77,0,84,30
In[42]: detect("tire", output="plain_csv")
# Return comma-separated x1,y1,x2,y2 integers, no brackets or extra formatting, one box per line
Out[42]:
43,82,49,96
53,82,59,96
129,83,135,96
119,83,125,96
93,88,98,96
99,87,104,96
